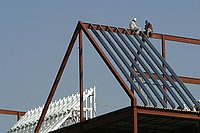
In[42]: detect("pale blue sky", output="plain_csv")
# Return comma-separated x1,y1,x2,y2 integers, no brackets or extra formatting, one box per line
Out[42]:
1,1,200,132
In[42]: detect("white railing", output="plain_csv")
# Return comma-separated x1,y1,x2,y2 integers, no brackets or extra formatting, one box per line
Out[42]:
8,86,96,133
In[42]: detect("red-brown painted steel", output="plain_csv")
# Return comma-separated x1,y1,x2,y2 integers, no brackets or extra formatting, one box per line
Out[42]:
0,109,25,121
152,33,200,45
51,106,200,133
79,29,84,122
82,22,200,45
162,35,167,103
31,21,200,132
0,109,25,116
35,23,81,133
136,106,200,120
133,99,138,133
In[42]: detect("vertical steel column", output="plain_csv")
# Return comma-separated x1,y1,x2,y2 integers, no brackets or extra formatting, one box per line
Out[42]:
79,29,84,122
162,35,167,103
17,112,20,121
133,98,138,133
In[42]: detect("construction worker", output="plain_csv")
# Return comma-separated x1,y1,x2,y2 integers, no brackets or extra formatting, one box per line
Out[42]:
129,17,141,34
144,20,153,38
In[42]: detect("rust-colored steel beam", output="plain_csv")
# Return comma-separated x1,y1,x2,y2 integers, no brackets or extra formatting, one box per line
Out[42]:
79,21,136,101
0,109,25,116
35,23,81,133
133,99,138,133
178,76,200,84
52,106,200,133
79,29,84,122
0,109,25,121
162,35,167,103
136,106,200,120
152,33,200,45
136,72,200,85
82,22,200,45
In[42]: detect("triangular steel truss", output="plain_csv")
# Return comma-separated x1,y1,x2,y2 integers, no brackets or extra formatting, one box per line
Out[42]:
34,21,200,132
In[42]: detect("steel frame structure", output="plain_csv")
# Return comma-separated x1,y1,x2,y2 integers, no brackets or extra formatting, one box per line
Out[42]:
36,21,200,133
1,21,200,133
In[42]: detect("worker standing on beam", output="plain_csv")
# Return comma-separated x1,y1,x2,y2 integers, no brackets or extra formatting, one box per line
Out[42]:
144,20,153,38
129,17,141,34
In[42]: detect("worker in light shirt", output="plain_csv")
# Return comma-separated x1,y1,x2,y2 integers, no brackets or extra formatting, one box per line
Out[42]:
129,17,141,34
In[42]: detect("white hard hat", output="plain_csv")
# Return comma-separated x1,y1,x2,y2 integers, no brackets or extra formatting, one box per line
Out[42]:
132,17,137,22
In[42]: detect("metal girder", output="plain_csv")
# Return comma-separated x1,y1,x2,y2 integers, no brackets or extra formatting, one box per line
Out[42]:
51,106,200,133
134,34,192,109
93,25,150,106
79,22,136,102
0,109,25,116
35,22,81,133
79,29,84,122
107,27,166,108
152,33,200,45
142,35,200,110
125,32,184,109
32,21,200,132
136,106,200,120
0,109,25,121
82,22,200,85
115,29,175,108
82,22,200,45
136,72,200,85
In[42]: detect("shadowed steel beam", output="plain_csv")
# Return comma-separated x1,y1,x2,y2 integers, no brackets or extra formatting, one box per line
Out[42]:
107,27,166,108
79,22,136,103
81,22,200,85
125,32,184,109
134,34,193,110
114,28,175,108
90,25,148,105
142,35,200,111
35,22,81,133
136,106,200,120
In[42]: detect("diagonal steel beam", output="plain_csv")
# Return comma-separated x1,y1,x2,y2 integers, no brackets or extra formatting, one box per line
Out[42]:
79,21,136,102
94,25,149,105
35,22,81,133
125,32,185,109
142,35,200,110
134,34,193,110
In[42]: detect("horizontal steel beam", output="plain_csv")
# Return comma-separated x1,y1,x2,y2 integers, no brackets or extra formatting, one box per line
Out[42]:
52,106,200,133
152,33,200,45
136,72,200,85
0,109,25,116
136,106,200,120
82,22,200,45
